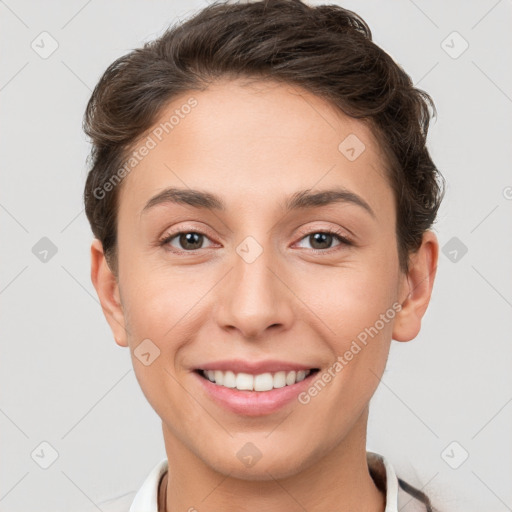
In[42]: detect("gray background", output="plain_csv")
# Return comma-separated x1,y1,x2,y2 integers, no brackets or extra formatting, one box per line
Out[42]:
1,0,511,510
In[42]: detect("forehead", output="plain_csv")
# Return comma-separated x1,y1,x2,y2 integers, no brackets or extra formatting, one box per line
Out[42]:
118,78,393,220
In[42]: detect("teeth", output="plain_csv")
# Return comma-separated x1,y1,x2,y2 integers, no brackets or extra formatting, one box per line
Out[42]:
285,371,297,385
201,369,312,391
222,370,236,388
236,372,253,390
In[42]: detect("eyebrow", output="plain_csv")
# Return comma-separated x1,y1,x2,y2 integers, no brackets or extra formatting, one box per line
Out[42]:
141,186,375,218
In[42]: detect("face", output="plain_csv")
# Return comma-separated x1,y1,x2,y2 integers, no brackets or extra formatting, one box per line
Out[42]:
92,78,437,480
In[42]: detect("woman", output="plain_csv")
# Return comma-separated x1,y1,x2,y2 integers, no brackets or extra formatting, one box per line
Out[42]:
83,0,444,510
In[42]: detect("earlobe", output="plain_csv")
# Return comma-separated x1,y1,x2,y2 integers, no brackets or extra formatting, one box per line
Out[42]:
392,231,439,342
90,238,128,347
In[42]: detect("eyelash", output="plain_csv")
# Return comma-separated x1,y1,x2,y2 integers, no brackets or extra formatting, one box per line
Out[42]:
158,227,353,255
295,227,353,253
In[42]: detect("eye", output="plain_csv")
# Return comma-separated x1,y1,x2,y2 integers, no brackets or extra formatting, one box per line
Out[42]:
158,227,353,254
159,230,215,252
295,229,353,253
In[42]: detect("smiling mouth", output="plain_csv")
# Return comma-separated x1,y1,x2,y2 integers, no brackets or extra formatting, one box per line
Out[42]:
194,368,320,392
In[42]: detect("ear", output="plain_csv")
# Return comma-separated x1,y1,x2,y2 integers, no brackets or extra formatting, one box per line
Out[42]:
90,238,128,347
392,230,439,342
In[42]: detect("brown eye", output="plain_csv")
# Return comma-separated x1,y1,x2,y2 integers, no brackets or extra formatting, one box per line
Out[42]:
179,232,204,250
295,229,352,253
161,231,213,251
309,232,335,250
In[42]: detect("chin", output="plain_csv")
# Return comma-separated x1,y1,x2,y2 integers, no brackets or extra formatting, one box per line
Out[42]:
202,445,313,481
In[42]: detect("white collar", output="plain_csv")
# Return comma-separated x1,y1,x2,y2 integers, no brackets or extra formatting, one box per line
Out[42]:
125,451,417,512
129,456,167,512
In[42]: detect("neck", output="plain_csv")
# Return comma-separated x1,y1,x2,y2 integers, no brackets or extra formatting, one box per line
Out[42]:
159,408,385,512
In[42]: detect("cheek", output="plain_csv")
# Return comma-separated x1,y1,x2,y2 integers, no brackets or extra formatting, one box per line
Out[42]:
123,273,200,342
299,264,399,415
329,267,398,385
119,271,208,424
304,262,399,344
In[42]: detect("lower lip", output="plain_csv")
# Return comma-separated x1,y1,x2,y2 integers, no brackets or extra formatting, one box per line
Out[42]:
193,370,318,416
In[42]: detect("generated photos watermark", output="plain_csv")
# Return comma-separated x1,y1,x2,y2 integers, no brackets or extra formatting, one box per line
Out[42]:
93,97,198,200
298,301,402,405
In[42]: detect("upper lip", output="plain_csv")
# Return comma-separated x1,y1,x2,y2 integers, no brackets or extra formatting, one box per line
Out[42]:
195,359,318,375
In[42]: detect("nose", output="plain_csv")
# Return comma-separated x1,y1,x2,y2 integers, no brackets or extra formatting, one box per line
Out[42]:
215,240,294,340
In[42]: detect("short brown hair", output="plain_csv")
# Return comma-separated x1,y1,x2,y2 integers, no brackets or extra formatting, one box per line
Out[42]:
83,0,445,276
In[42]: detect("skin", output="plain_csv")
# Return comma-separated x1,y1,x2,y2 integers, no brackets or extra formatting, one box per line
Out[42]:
91,78,438,512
